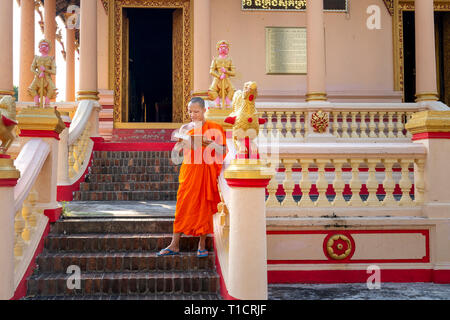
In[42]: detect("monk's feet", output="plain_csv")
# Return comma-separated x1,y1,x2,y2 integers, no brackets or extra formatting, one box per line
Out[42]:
197,249,208,258
157,247,180,256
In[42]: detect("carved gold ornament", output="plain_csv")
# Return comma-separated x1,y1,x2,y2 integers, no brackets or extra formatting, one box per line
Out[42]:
326,234,352,260
0,96,17,155
311,110,329,133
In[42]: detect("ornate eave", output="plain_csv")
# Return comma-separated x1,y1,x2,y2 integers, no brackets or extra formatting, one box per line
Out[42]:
101,0,108,14
38,0,108,21
382,0,394,16
34,0,108,55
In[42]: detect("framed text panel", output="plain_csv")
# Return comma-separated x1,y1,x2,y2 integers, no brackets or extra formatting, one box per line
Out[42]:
266,27,307,74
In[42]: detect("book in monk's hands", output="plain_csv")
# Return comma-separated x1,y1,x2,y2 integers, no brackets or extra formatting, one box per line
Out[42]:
173,131,204,150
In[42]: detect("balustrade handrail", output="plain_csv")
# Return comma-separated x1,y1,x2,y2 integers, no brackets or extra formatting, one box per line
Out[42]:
12,138,52,292
256,102,432,141
68,100,99,145
214,137,238,291
265,142,427,159
62,100,101,186
15,101,78,109
14,139,50,213
263,142,427,212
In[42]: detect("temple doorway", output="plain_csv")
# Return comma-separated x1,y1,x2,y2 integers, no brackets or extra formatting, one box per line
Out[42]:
127,8,173,123
402,11,415,103
403,11,450,104
113,0,191,126
122,8,185,124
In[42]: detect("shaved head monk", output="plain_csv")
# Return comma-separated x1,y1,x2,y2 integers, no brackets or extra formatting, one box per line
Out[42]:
158,97,226,258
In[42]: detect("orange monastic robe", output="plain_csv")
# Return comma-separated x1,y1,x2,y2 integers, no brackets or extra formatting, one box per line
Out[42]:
173,120,226,236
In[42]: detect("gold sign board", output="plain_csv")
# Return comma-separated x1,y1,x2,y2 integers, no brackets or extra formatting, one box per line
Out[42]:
242,0,348,12
266,27,307,74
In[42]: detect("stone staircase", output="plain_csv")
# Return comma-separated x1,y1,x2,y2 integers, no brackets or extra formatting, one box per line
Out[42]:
25,218,221,300
73,150,180,201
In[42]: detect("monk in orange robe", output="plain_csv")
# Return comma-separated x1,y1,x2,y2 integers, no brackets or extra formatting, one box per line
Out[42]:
158,97,226,258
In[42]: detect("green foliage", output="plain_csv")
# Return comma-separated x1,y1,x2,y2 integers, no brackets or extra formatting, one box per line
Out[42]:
61,201,71,217
13,86,18,101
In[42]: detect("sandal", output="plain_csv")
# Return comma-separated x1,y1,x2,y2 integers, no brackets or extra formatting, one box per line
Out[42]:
197,249,208,258
157,248,180,256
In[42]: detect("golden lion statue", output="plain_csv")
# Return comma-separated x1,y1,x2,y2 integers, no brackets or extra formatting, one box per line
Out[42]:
0,95,18,154
224,81,266,159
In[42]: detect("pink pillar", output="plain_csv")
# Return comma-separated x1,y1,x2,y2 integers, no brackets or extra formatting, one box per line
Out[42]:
415,0,439,102
306,0,327,101
44,0,56,99
193,0,211,93
0,0,14,98
77,0,99,101
44,0,56,57
66,27,76,102
19,0,35,102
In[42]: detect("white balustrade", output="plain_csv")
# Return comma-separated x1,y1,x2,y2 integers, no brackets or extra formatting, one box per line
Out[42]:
257,103,424,141
262,110,308,140
13,188,45,277
263,144,426,211
64,100,101,184
68,122,93,180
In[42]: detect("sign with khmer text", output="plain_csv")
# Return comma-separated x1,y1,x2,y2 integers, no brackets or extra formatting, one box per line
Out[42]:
242,0,348,12
266,27,307,74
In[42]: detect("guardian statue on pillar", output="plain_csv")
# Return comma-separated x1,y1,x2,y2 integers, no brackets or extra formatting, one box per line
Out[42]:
208,40,236,108
28,39,57,108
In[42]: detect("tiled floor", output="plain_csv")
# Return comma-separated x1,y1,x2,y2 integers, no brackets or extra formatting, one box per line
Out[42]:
64,201,177,218
268,283,450,300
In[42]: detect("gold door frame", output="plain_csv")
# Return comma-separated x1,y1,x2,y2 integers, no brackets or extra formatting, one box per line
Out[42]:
108,0,192,128
384,0,450,101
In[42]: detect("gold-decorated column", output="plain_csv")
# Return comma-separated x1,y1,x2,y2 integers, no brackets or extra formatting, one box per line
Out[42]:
306,0,327,102
19,0,35,101
0,0,14,98
415,0,439,102
406,111,450,218
224,161,273,300
406,110,450,283
77,0,99,101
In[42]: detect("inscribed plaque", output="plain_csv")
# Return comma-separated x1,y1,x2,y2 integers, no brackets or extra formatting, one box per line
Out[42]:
242,0,348,12
266,27,307,74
